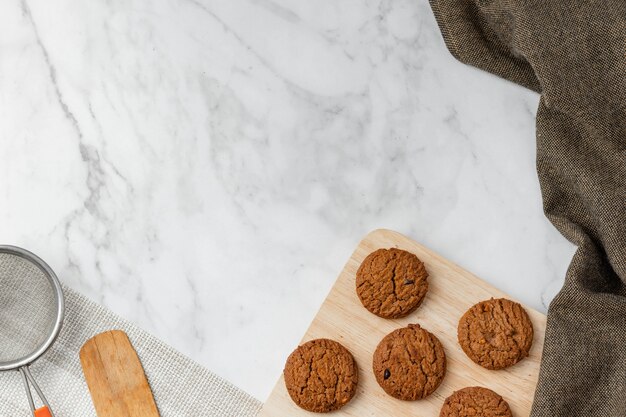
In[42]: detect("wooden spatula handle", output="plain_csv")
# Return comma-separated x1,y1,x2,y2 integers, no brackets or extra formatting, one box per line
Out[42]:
80,330,161,417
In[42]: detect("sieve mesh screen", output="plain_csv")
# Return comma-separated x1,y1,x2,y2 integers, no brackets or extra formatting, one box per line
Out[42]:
0,253,57,364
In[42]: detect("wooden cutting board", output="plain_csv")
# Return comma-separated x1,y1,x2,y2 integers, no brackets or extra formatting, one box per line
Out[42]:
259,229,546,417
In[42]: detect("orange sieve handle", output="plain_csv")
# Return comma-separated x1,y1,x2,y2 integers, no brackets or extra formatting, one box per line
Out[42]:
34,406,53,417
19,367,56,417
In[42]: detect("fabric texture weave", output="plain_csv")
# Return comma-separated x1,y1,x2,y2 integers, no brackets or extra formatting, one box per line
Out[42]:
0,285,262,417
428,1,626,415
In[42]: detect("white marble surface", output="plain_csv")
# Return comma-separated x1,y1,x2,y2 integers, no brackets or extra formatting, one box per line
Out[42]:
0,0,576,401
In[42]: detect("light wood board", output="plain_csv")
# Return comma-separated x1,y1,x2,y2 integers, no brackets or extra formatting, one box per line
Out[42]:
259,229,546,417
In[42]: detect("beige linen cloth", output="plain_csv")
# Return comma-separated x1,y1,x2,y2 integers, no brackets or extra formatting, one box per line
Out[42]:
0,286,262,416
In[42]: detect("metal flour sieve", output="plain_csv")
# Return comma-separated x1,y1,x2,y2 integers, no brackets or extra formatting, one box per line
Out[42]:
0,246,64,417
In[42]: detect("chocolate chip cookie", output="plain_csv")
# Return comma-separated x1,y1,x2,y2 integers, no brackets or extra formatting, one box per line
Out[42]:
373,324,446,400
356,248,429,319
439,386,513,417
283,338,358,412
458,298,534,370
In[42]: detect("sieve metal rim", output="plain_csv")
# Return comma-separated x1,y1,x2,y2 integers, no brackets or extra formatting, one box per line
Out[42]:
0,245,65,371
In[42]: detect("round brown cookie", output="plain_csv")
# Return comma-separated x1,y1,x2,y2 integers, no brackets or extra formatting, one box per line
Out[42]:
283,338,358,413
458,298,534,370
439,386,513,417
356,248,429,319
373,324,446,400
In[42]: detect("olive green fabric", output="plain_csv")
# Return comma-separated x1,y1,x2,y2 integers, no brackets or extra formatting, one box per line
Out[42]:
428,0,626,415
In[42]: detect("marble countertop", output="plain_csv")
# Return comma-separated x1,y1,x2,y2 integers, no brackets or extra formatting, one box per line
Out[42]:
1,0,575,401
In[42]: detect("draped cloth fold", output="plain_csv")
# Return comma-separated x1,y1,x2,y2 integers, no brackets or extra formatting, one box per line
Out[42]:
428,1,626,415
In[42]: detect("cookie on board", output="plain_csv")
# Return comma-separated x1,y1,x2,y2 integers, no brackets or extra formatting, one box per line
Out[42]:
458,298,533,370
439,386,513,417
356,248,428,319
373,324,446,400
283,338,358,413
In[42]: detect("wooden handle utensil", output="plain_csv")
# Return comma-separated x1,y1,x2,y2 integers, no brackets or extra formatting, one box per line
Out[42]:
79,330,161,417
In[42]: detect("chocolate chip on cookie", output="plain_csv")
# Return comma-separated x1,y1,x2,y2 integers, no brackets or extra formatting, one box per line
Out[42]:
356,248,429,319
283,338,358,413
458,298,533,370
439,386,513,417
373,324,446,400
